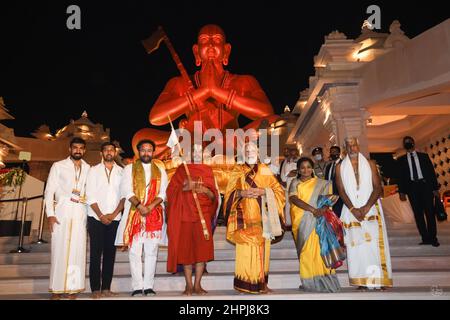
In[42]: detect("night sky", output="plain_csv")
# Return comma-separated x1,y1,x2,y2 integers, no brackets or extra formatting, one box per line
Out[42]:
0,1,447,157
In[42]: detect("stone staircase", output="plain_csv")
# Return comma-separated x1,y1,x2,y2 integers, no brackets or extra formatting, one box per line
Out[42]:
0,222,450,299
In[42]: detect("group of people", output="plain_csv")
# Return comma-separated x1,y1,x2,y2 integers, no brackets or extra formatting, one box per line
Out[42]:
45,137,220,299
44,133,440,299
275,138,394,293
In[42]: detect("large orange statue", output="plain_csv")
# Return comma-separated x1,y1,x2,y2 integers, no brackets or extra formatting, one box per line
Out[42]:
132,24,279,158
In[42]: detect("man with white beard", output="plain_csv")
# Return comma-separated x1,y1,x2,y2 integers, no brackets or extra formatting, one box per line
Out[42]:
224,142,285,294
335,137,393,291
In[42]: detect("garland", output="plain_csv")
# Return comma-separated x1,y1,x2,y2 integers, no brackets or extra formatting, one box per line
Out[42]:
0,168,26,188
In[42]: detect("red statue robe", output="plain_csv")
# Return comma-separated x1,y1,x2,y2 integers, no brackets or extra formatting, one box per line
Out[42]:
166,164,219,273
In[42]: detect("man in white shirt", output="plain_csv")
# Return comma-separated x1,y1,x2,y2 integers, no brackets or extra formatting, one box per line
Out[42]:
115,139,168,297
280,146,299,228
86,142,125,299
45,137,90,300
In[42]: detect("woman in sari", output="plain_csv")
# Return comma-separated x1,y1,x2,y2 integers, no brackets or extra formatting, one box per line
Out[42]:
289,157,341,292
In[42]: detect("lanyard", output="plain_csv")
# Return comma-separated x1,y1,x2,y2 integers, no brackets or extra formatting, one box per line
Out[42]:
104,165,113,184
74,163,82,190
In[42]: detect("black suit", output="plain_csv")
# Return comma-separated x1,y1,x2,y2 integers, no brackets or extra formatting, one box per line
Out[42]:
397,151,439,243
324,159,343,217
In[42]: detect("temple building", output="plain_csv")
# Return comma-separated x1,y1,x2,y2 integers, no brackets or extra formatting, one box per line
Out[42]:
1,108,123,181
0,98,22,169
287,19,450,189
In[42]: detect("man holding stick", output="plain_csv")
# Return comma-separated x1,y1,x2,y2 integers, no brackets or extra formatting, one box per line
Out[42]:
166,143,219,295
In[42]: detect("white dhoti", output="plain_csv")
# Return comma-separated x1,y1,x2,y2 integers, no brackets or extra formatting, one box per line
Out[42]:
340,154,393,288
49,198,87,293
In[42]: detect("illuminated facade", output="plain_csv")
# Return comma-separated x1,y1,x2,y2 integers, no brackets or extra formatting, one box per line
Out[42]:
287,19,450,164
0,97,22,168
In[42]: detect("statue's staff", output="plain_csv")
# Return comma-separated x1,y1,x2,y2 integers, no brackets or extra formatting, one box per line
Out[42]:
166,115,210,241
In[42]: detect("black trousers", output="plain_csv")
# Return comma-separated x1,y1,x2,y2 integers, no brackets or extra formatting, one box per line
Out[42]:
407,181,437,243
87,217,119,292
332,198,344,218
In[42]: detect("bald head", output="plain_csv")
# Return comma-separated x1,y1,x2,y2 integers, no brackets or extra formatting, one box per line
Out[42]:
198,24,226,41
194,24,231,67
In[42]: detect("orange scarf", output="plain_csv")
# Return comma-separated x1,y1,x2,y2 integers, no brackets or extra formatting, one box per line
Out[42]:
123,159,163,247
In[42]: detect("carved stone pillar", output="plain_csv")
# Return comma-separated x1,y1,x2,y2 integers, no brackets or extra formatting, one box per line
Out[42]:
326,86,370,156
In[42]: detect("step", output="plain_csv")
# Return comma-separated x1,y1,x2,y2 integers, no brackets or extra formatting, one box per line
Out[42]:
2,232,449,254
2,222,449,245
1,270,449,295
1,287,449,300
2,222,449,246
1,243,450,266
1,255,449,278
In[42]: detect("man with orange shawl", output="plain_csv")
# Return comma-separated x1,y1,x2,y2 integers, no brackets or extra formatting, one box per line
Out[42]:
166,144,219,295
115,139,168,297
224,142,285,294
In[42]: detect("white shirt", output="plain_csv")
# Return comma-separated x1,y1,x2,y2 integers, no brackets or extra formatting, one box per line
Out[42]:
44,157,90,217
280,158,298,183
269,163,280,176
121,162,168,205
327,158,341,181
86,161,124,221
407,151,424,181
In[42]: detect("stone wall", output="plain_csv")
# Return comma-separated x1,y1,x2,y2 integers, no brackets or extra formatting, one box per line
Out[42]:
422,128,450,192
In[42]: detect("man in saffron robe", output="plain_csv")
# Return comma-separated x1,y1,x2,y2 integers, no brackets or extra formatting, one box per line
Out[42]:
224,142,285,294
167,144,219,295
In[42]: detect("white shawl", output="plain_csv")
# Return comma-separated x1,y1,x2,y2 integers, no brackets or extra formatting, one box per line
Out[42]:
261,188,283,240
339,154,393,286
340,153,373,208
340,153,378,246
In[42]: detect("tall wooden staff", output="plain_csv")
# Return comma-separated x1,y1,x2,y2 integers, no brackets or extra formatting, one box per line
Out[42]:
143,26,211,240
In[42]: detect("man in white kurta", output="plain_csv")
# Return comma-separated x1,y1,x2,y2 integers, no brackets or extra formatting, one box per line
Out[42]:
44,138,90,300
280,147,299,228
115,139,168,296
335,137,393,290
85,142,125,298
